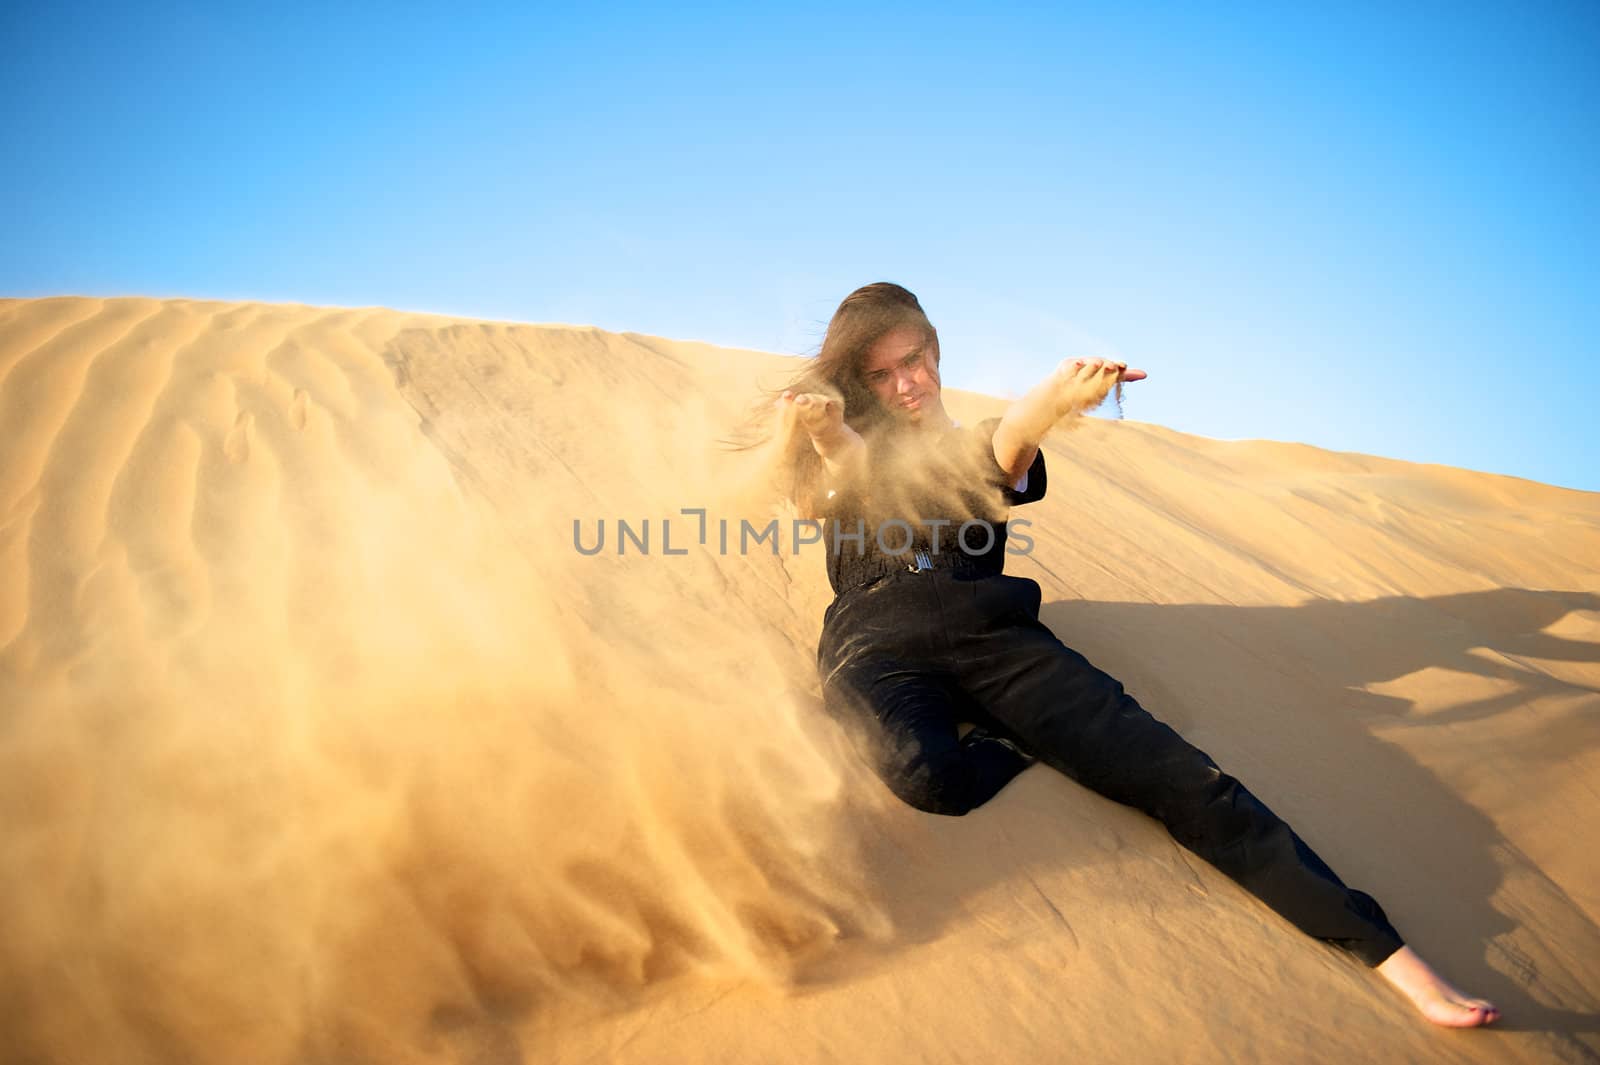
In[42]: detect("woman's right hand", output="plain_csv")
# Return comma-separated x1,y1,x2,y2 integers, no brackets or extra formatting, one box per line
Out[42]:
776,390,864,473
1049,358,1146,418
776,390,845,443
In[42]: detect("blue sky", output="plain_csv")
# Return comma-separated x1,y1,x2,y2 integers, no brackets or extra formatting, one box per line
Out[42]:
6,3,1597,491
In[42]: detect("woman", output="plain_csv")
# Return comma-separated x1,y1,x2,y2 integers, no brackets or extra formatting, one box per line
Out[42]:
767,282,1498,1028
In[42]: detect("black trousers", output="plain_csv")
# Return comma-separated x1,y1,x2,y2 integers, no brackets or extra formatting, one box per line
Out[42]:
818,570,1405,967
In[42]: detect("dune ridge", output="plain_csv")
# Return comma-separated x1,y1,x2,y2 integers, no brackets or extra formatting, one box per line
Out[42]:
1,297,1597,1064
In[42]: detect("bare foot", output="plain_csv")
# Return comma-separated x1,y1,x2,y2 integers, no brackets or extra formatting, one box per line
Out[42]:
1376,946,1501,1028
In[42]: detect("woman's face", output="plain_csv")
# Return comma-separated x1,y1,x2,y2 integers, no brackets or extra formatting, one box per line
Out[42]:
861,325,945,426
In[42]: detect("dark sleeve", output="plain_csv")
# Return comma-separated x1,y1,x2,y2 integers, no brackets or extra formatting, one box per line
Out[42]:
977,417,1048,506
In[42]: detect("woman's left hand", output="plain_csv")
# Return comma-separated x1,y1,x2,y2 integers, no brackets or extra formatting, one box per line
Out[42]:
1050,358,1146,418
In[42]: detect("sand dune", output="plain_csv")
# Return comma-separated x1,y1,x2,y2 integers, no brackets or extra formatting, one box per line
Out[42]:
2,296,1597,1064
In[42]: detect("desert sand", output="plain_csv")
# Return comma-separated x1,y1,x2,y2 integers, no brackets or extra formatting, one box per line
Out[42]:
2,296,1597,1064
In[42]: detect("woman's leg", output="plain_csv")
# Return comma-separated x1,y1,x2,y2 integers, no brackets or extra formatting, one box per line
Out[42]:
822,659,1031,816
952,602,1405,965
950,594,1499,1023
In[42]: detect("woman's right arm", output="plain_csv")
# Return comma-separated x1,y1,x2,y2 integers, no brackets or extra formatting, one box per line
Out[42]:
776,390,865,484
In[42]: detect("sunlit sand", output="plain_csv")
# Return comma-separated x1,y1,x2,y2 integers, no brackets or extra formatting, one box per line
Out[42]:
3,296,1597,1063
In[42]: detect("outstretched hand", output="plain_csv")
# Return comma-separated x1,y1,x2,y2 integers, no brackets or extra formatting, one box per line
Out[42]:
1050,358,1146,418
776,390,845,441
775,389,866,478
993,357,1148,481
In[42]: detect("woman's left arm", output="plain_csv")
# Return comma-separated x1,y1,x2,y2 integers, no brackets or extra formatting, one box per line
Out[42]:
991,358,1146,483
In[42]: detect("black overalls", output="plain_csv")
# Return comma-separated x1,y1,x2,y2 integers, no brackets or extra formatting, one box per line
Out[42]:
816,419,1404,967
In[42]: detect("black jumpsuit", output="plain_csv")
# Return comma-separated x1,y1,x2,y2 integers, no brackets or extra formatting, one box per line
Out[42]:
815,419,1404,967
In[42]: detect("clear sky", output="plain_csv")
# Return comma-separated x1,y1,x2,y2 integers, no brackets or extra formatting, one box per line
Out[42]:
5,3,1597,492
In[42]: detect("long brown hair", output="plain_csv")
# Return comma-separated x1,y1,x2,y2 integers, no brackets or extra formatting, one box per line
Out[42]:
734,282,940,513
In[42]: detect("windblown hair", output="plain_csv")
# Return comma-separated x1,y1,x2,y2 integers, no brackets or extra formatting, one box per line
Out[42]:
733,282,940,514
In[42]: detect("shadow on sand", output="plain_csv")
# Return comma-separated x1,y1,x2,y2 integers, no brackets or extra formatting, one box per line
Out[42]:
837,587,1600,1048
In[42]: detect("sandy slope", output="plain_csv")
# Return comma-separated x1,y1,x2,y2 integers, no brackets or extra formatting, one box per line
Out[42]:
2,296,1597,1065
